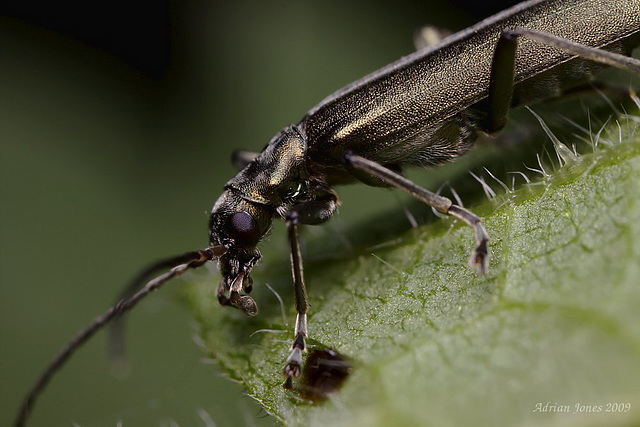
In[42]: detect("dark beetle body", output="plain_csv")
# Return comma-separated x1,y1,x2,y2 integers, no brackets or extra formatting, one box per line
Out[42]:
304,0,640,171
208,0,640,381
15,1,640,424
212,0,640,295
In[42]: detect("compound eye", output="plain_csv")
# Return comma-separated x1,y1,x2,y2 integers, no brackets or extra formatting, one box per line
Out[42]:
228,211,260,247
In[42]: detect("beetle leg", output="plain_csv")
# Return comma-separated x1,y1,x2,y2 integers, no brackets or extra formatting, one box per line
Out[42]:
283,211,309,388
344,152,489,274
485,28,640,133
343,162,404,187
282,193,338,388
287,189,339,224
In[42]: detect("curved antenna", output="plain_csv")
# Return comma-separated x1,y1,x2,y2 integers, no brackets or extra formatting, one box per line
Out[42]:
14,246,225,427
109,250,220,363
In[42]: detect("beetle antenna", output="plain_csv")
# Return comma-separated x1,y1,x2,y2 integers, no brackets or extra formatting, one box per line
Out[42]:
108,250,220,365
14,246,225,427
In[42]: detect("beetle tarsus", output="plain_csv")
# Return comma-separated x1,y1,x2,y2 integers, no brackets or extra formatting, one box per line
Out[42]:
470,240,489,276
447,204,490,275
283,332,306,387
283,314,308,389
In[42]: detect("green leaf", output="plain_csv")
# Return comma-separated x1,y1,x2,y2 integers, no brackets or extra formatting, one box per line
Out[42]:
182,116,640,427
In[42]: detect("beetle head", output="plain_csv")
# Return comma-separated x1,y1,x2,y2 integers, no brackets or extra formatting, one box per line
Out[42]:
210,126,308,316
209,189,274,316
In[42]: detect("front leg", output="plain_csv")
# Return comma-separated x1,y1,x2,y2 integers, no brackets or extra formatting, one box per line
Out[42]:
282,192,338,389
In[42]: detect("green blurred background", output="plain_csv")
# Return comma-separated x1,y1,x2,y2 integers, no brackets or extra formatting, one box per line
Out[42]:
1,1,518,426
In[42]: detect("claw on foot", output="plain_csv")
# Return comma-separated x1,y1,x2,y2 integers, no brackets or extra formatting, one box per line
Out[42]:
469,240,489,275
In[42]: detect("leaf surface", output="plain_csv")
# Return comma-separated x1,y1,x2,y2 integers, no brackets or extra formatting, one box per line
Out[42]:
183,118,640,427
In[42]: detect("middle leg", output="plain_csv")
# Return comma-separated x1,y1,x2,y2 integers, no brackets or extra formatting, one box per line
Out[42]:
344,152,489,274
282,192,339,389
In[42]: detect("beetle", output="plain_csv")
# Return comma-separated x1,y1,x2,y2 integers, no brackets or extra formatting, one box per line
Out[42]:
15,0,640,424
